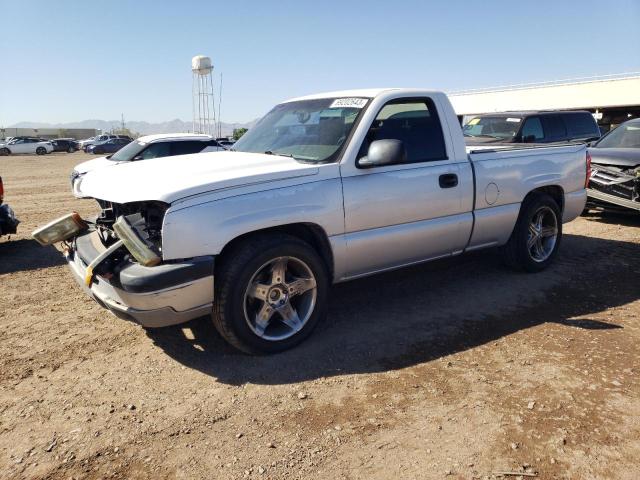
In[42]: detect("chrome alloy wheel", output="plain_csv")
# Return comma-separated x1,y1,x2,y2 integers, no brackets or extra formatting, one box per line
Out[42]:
243,256,317,341
527,206,558,263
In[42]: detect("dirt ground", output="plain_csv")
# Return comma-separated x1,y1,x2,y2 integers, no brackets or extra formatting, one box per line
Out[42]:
0,152,639,480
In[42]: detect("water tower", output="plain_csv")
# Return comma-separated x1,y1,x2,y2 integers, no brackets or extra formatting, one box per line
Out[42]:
192,55,216,135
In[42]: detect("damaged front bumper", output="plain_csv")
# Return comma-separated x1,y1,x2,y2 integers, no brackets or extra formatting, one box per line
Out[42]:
0,203,19,236
66,230,214,328
588,165,640,211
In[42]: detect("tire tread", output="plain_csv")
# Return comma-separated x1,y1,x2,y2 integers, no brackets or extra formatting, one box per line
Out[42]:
213,233,326,354
500,192,562,272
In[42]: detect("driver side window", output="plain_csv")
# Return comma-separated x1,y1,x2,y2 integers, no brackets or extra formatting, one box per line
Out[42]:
358,98,447,165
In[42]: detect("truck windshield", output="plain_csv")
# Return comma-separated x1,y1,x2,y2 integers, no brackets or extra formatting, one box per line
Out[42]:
463,116,522,139
232,97,369,162
596,121,640,148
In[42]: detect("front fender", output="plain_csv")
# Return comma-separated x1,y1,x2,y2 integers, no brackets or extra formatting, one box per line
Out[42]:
161,179,345,261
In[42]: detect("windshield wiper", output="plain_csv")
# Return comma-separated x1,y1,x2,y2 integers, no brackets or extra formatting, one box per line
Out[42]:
264,150,295,158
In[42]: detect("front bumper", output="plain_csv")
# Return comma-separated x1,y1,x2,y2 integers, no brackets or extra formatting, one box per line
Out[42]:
0,204,19,236
587,188,640,212
588,164,640,212
66,231,214,327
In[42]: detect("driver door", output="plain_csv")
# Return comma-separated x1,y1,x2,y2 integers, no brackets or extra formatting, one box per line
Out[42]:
11,139,29,153
340,97,473,278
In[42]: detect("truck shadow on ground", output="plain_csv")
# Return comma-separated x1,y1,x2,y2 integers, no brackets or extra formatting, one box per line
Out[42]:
146,233,638,385
582,208,640,227
0,239,65,275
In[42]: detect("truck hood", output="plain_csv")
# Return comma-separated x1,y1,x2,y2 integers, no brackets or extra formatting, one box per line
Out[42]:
588,147,640,168
76,151,319,204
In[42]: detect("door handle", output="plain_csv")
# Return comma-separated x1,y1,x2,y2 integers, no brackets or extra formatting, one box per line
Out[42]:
439,173,458,189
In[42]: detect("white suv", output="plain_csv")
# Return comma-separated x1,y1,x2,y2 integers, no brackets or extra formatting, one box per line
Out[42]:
71,133,224,189
0,137,54,155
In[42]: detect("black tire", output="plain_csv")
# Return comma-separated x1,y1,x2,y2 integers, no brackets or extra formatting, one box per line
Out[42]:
213,234,329,354
0,148,9,156
501,193,562,273
67,146,75,153
36,147,46,155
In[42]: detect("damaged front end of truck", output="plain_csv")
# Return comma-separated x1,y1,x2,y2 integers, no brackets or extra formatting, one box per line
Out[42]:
32,199,214,327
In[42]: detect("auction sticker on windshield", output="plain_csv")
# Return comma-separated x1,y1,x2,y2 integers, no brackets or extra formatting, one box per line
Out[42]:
329,98,368,109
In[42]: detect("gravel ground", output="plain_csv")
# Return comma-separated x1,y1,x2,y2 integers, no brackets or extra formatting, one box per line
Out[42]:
1,152,639,480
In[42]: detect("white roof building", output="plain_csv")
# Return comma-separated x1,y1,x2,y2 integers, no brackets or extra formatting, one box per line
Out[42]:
448,73,640,129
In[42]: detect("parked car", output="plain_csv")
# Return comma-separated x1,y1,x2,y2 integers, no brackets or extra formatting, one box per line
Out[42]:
78,136,98,149
0,137,53,155
463,111,601,146
71,133,223,189
0,176,20,237
87,137,132,155
51,138,80,153
82,135,132,152
586,118,640,212
34,88,588,354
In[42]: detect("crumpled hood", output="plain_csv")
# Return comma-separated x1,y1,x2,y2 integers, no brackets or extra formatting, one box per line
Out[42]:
588,147,640,168
73,156,117,175
76,151,319,204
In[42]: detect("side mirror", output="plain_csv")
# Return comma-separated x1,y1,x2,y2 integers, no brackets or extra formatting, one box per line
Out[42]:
133,155,143,161
522,135,536,143
358,139,406,168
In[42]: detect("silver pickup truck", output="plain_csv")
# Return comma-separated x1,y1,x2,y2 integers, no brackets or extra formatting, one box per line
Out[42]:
34,89,589,354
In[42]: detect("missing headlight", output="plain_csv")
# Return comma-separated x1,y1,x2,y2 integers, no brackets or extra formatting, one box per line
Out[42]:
95,200,168,252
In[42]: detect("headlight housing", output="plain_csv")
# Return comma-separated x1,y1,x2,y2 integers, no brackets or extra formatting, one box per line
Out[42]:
113,215,161,267
32,212,87,245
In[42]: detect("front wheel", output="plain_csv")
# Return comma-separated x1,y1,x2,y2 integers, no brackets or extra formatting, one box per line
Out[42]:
36,147,46,155
501,193,562,272
213,234,329,354
0,148,9,156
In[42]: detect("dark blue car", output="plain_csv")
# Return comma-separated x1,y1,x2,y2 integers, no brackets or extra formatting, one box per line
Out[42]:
88,137,132,155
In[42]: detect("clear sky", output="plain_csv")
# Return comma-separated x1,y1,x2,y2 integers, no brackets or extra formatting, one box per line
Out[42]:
1,0,639,126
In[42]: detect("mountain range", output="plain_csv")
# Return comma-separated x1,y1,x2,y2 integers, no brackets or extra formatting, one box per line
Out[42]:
8,119,257,137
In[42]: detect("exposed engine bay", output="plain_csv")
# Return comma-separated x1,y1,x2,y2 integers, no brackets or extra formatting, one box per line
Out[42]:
94,200,169,251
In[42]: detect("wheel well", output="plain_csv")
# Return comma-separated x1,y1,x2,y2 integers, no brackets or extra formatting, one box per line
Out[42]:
218,223,335,280
527,185,564,213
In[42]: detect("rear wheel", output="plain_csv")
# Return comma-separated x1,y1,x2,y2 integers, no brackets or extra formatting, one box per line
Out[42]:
0,148,9,156
213,234,329,354
501,193,562,272
36,147,46,155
